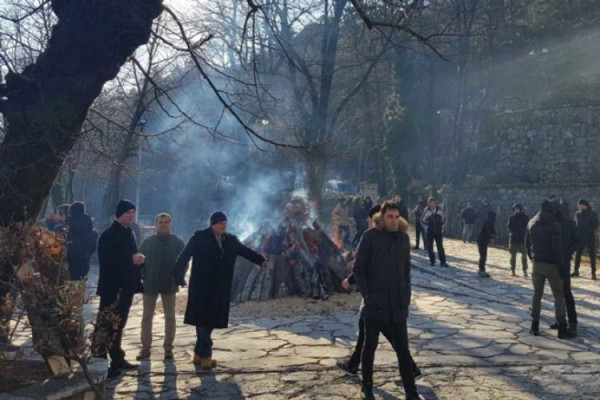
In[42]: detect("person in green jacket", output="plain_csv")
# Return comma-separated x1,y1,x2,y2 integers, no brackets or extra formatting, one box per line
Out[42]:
136,213,185,361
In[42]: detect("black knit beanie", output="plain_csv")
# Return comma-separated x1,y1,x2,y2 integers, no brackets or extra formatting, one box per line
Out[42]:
116,199,136,219
210,211,228,225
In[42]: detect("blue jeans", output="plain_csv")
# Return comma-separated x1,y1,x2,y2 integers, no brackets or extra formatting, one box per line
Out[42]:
194,326,213,357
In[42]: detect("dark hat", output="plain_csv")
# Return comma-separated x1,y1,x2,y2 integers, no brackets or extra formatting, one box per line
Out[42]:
69,201,85,217
540,199,555,213
210,211,228,225
578,199,590,207
512,203,523,211
116,199,136,219
368,205,381,218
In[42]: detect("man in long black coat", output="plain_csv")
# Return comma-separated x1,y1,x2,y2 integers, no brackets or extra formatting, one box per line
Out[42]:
94,199,145,378
174,211,267,369
353,201,423,400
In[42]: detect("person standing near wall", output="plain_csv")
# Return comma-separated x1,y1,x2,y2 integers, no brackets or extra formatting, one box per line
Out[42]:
572,199,599,280
477,211,496,278
421,197,449,267
508,203,529,277
460,202,477,243
412,196,427,250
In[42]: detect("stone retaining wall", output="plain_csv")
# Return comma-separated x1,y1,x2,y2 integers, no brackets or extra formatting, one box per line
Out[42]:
443,183,600,246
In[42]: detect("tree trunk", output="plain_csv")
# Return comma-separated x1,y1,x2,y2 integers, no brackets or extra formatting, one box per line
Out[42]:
305,151,326,213
0,0,164,225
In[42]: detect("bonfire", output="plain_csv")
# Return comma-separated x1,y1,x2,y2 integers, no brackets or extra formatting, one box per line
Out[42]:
231,197,350,301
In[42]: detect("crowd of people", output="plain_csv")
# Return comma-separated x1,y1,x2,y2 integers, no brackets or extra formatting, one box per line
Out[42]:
33,192,597,400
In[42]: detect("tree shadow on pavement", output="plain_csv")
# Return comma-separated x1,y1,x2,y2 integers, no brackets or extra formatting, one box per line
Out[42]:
190,369,246,399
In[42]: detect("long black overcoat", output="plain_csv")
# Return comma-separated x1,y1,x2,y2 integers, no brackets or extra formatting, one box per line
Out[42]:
175,228,265,329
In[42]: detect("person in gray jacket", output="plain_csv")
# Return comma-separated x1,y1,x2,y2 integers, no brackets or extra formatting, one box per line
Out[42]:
136,213,185,361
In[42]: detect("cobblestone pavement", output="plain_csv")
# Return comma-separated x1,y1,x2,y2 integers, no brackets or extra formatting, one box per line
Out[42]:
12,238,600,399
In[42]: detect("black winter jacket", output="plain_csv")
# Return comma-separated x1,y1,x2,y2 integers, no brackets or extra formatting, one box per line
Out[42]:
508,212,529,247
174,228,265,329
477,212,496,245
461,207,477,224
353,228,412,322
525,211,563,265
97,221,143,297
574,208,599,241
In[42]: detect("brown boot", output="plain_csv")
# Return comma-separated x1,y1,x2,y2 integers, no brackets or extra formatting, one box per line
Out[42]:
200,357,217,369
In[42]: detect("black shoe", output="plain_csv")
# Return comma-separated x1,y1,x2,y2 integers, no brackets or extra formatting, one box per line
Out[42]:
107,367,122,379
549,322,558,330
361,383,375,400
413,246,419,250
112,359,138,370
558,322,576,339
592,273,597,281
571,271,579,277
336,359,358,375
407,394,425,400
441,263,450,268
530,320,540,336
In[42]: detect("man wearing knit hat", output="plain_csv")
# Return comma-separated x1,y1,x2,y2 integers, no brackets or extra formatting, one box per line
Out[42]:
94,199,145,378
174,211,268,369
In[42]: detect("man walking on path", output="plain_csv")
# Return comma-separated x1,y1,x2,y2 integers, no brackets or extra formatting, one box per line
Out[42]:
525,200,575,339
136,213,185,361
412,196,427,250
174,211,268,369
94,199,145,378
572,199,599,280
421,197,448,267
460,202,477,243
353,201,423,400
508,203,529,277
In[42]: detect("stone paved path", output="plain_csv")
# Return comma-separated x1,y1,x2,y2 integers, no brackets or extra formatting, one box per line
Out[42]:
11,238,600,399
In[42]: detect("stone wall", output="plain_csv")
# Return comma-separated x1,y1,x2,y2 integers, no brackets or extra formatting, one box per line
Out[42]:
494,105,600,184
443,183,600,246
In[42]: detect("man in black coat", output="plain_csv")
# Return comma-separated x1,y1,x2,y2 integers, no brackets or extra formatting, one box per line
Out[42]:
461,202,477,243
477,211,496,278
525,200,574,339
421,197,448,267
508,203,529,277
353,201,423,400
412,196,427,250
572,199,599,279
174,211,267,369
94,199,145,378
66,201,97,280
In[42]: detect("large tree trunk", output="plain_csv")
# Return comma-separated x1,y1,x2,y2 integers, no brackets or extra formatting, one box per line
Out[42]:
305,151,327,213
0,0,163,353
0,0,164,225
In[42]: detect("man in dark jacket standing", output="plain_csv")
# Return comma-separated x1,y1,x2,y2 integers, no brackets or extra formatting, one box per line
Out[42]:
508,203,529,277
136,213,185,361
412,196,427,250
460,202,477,243
66,201,97,280
572,199,599,280
421,197,448,267
549,199,580,335
94,199,145,377
525,200,574,339
477,211,496,278
353,201,423,400
393,194,409,221
174,211,267,369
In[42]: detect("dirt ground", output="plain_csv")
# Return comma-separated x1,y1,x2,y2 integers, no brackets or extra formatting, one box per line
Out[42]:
174,291,363,318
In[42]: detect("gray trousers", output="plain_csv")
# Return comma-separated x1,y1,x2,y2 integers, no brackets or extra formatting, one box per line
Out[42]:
531,261,566,323
509,244,528,272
